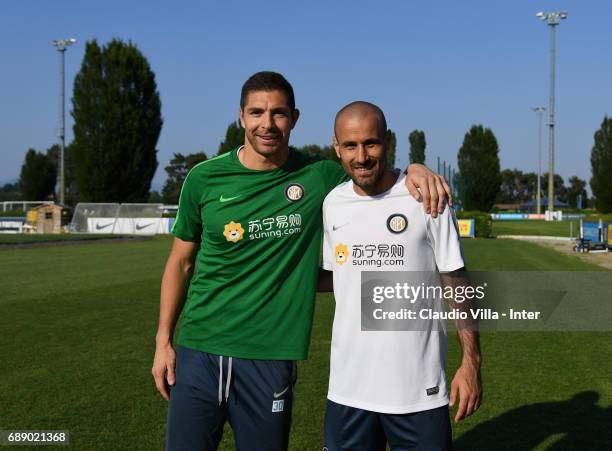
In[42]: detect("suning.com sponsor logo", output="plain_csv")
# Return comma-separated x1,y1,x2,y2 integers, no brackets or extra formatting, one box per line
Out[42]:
223,214,302,242
335,243,405,267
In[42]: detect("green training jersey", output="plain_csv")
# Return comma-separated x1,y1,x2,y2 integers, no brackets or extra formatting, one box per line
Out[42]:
172,147,347,360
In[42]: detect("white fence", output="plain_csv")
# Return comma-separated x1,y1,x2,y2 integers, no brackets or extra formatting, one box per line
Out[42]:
2,201,54,212
0,217,27,234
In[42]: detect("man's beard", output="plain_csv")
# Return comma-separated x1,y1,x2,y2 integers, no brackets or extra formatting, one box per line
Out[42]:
351,158,386,192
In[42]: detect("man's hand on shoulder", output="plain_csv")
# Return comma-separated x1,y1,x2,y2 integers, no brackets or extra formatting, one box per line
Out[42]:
405,163,452,217
449,359,482,423
152,340,176,401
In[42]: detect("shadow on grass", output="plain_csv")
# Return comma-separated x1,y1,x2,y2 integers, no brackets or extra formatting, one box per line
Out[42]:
454,391,611,450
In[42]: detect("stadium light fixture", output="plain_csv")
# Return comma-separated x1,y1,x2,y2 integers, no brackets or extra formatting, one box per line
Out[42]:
535,11,568,215
531,106,546,215
51,38,77,205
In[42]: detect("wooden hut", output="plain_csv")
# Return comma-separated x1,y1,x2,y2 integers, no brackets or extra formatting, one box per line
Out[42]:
33,204,63,234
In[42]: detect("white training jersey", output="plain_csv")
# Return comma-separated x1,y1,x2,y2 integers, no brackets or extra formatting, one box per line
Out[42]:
322,174,465,414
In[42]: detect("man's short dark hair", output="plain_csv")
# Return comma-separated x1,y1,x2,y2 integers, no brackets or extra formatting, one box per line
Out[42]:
240,71,296,112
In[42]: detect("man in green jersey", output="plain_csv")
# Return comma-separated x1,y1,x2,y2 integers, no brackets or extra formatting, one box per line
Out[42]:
152,71,451,450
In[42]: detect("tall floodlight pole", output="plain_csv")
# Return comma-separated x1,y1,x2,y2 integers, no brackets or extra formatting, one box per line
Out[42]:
51,38,77,205
536,11,567,214
531,106,546,214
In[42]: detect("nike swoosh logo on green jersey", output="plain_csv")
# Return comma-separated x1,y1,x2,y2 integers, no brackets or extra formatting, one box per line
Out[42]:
219,195,241,203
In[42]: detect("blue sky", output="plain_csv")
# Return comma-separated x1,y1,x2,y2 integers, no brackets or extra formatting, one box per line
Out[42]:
1,1,610,192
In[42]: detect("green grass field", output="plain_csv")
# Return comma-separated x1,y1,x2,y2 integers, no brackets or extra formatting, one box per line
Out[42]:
1,237,610,450
492,220,579,238
0,234,136,244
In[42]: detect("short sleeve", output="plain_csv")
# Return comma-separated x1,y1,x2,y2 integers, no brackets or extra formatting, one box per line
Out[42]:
425,206,465,272
322,199,334,270
171,170,203,242
318,160,349,195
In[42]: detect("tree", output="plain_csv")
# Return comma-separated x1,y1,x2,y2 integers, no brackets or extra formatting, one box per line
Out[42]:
496,169,537,204
46,143,78,205
567,176,588,209
457,125,501,211
217,121,245,155
71,39,162,202
19,149,57,200
148,190,163,203
0,182,21,202
409,130,426,164
161,152,208,204
521,172,537,203
590,116,612,212
386,129,397,169
292,144,338,162
497,169,521,203
541,173,567,203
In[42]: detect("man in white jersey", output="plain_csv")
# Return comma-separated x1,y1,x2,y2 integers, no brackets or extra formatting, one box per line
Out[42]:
319,101,482,450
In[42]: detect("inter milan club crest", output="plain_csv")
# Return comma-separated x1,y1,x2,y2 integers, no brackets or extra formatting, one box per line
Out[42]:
285,183,305,202
387,214,408,234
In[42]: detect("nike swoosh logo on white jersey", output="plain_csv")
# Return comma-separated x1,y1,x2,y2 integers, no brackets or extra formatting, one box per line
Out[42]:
333,223,349,231
273,386,289,398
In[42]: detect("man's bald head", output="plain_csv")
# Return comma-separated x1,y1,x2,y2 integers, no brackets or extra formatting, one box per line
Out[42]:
333,101,396,196
334,101,387,138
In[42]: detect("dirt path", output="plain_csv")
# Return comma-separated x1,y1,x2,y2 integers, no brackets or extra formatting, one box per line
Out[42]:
499,236,612,270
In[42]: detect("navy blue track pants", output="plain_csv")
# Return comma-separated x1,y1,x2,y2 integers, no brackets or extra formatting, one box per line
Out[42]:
166,347,296,451
324,399,452,451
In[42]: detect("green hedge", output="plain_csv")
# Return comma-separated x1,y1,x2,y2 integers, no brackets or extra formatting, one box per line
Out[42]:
583,213,612,223
0,210,26,218
455,211,492,238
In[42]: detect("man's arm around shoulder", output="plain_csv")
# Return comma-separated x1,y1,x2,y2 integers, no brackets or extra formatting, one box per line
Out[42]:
152,237,198,401
405,163,453,217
